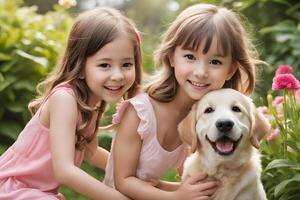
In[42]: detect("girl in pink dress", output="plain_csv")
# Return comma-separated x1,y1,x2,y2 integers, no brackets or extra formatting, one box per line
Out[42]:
104,3,263,200
0,7,142,200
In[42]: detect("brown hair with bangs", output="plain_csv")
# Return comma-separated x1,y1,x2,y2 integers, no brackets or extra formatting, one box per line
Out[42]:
28,7,142,150
146,3,260,102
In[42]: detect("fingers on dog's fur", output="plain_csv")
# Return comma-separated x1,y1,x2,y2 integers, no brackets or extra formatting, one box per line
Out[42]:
178,104,198,153
250,106,271,148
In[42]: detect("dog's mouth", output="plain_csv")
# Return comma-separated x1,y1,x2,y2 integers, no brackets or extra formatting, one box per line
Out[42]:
205,135,243,156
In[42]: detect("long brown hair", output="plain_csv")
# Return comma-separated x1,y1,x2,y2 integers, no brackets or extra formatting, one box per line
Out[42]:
146,4,261,102
28,7,142,150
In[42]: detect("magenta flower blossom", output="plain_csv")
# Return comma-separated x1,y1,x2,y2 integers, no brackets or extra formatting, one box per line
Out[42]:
272,96,283,107
296,89,300,98
275,64,293,75
267,128,280,142
257,106,268,114
296,89,300,102
272,74,300,91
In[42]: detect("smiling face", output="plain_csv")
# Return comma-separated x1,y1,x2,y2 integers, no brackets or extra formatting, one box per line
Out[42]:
194,89,253,156
83,34,136,106
170,36,236,101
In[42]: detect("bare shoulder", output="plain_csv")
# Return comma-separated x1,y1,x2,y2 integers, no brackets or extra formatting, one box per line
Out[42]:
39,90,77,128
48,90,77,110
48,89,78,121
117,103,140,137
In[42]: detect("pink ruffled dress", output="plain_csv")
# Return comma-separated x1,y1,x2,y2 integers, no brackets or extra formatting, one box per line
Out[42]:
103,93,188,188
0,85,85,200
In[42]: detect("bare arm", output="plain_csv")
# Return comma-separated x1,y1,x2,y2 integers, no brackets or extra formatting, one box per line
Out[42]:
113,104,217,200
113,104,174,200
85,135,109,170
49,91,129,200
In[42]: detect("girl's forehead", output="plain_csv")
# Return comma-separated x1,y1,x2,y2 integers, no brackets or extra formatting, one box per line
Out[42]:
175,16,232,57
180,35,229,56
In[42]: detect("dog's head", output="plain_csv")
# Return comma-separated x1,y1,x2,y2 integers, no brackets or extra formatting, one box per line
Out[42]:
179,88,270,157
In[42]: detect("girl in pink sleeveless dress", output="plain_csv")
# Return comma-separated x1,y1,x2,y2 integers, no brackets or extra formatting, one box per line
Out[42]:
104,3,262,200
0,7,142,200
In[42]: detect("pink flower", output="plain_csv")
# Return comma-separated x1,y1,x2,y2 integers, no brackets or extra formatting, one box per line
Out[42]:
272,96,283,107
257,106,268,114
296,89,300,99
276,64,293,75
272,74,300,90
267,128,280,142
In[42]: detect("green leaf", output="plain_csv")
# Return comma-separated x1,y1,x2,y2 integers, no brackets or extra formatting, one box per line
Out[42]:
0,120,22,140
0,52,11,61
275,174,300,197
259,20,296,34
13,80,36,91
15,49,48,68
0,72,4,82
6,102,25,113
0,62,15,72
6,88,15,101
264,159,300,171
0,75,16,91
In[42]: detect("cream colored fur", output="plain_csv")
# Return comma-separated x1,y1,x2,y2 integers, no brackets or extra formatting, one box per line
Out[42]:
179,89,269,200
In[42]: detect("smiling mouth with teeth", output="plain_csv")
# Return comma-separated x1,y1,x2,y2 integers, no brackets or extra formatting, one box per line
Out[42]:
104,86,123,91
188,80,210,87
205,135,243,156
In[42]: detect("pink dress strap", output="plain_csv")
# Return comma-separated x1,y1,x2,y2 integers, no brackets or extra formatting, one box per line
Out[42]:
112,93,154,139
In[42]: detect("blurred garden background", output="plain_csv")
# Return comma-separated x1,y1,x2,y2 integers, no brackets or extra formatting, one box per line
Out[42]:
0,0,300,199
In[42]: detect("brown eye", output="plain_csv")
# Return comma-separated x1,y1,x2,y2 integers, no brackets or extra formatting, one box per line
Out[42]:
232,106,241,112
204,107,214,113
184,54,196,60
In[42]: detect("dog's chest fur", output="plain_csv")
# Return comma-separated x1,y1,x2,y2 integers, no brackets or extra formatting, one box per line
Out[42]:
182,150,263,200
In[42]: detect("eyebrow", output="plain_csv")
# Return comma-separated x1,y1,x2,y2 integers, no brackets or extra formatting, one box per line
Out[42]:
96,57,134,62
181,48,226,57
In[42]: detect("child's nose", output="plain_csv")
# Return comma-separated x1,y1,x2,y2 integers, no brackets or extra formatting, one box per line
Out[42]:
110,67,124,81
194,63,208,78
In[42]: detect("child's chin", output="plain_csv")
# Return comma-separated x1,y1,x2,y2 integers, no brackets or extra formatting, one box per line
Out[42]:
104,95,123,103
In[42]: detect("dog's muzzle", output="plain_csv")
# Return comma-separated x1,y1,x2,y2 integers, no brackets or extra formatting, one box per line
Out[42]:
215,119,234,133
205,119,242,156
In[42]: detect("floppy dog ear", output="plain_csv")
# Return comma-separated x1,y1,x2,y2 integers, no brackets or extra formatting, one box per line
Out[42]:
250,108,271,149
178,104,198,153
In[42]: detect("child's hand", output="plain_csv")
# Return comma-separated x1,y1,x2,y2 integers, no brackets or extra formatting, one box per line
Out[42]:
174,173,218,200
146,178,160,187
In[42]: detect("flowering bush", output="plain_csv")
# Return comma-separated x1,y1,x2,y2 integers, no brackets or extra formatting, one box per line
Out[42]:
259,64,300,200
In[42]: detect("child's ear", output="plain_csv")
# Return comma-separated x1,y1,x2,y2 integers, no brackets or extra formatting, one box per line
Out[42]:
79,71,85,79
178,104,199,153
226,62,238,80
168,53,175,67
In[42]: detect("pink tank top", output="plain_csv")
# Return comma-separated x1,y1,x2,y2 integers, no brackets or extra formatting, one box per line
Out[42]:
0,84,85,200
104,93,188,188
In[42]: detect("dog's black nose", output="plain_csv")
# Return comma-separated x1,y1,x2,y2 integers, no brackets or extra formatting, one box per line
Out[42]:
215,120,234,132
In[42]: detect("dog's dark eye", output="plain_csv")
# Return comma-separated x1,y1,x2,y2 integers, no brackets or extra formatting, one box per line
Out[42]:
232,106,241,112
204,107,214,113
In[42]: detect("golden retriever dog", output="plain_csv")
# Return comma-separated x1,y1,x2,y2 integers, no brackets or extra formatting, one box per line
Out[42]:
179,89,269,200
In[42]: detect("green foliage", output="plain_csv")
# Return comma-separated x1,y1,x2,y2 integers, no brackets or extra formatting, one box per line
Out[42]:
235,0,300,98
0,0,73,144
259,69,300,199
1,0,300,199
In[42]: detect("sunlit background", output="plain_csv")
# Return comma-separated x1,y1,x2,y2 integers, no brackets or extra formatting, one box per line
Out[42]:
1,0,300,199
